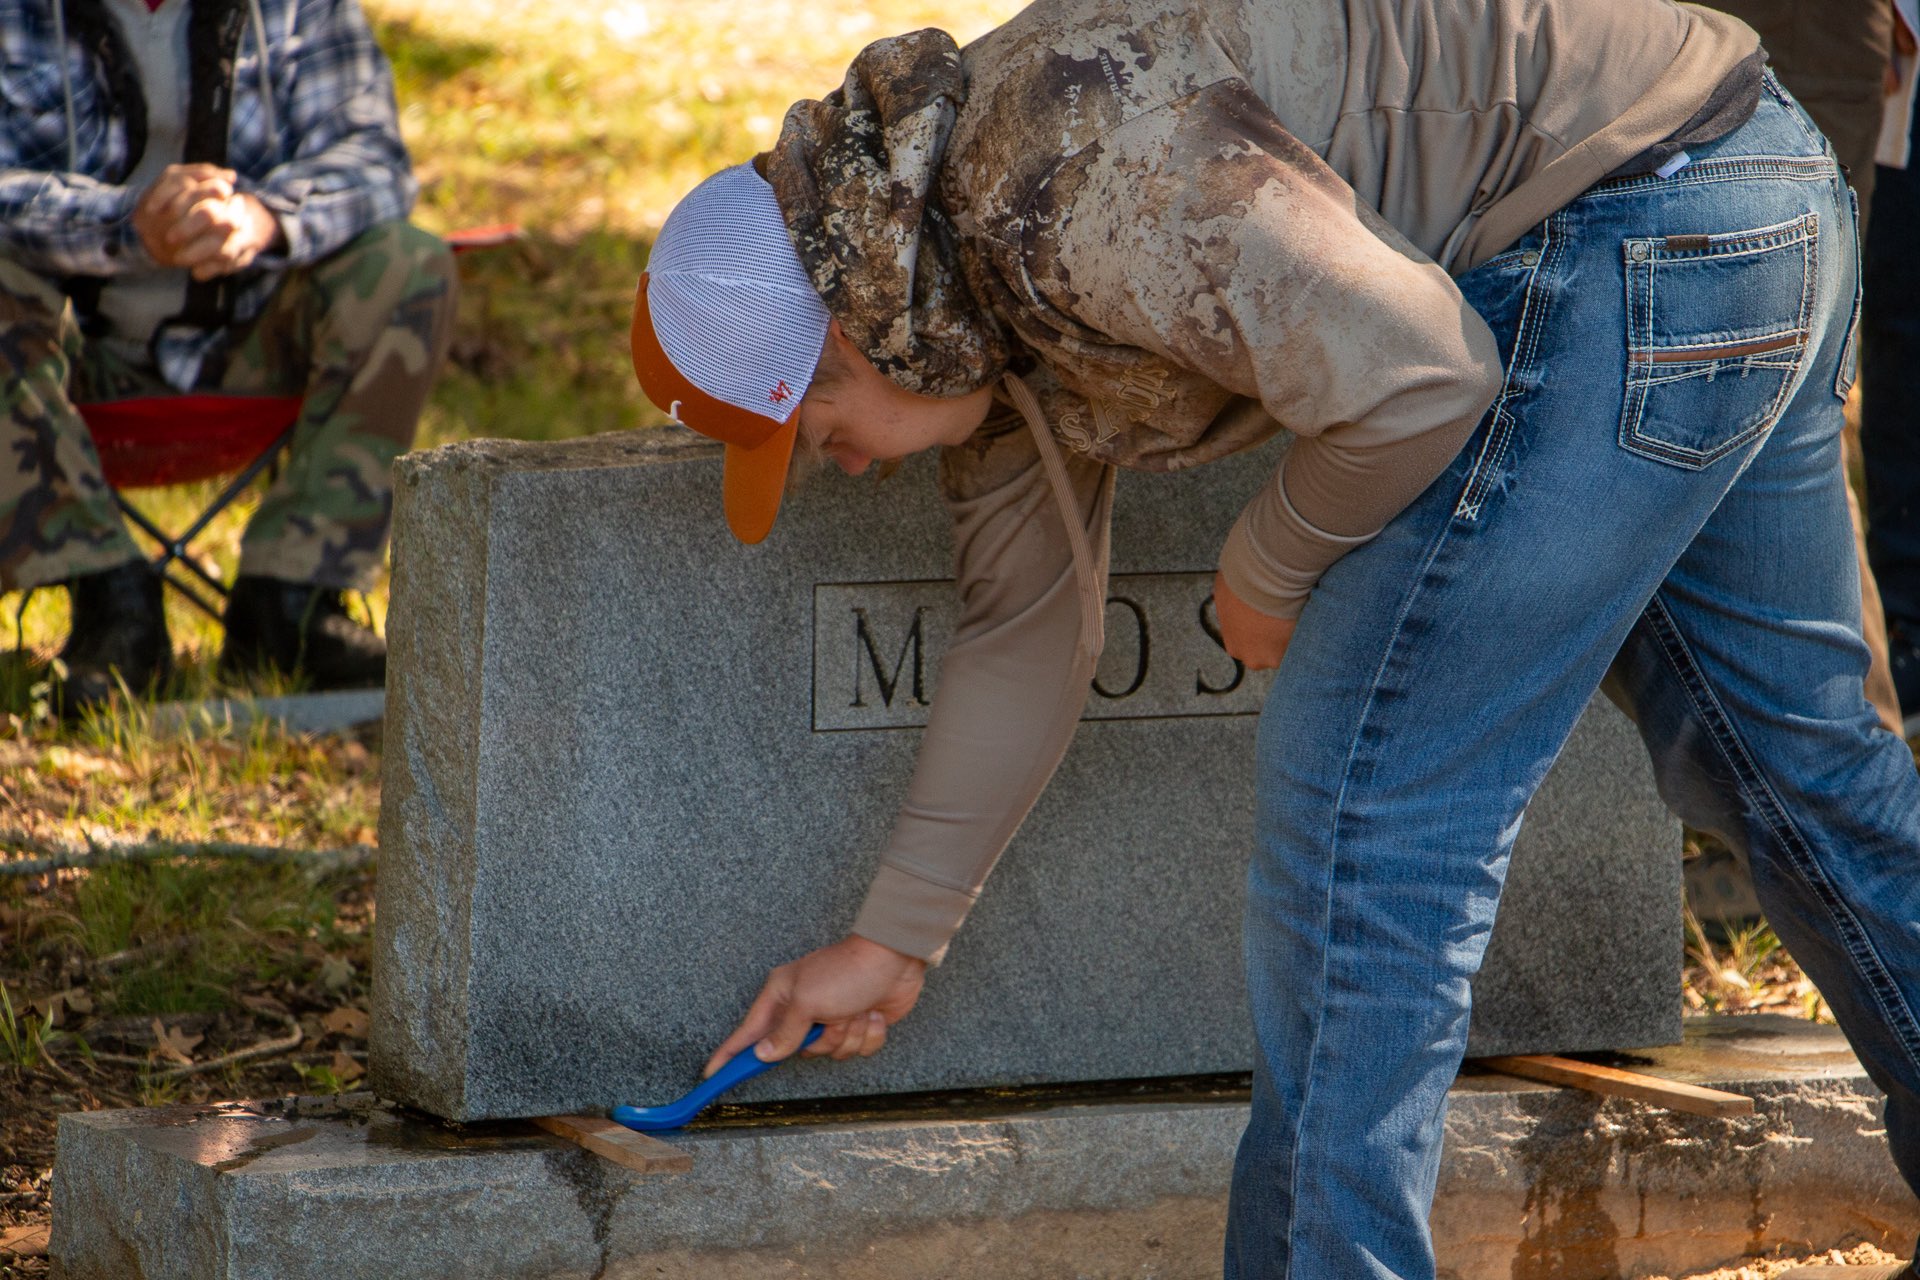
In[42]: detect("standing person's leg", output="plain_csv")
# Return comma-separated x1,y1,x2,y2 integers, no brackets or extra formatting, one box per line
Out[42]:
0,258,171,709
1225,82,1915,1279
214,220,455,685
1605,124,1920,1270
1862,104,1920,732
1707,0,1904,733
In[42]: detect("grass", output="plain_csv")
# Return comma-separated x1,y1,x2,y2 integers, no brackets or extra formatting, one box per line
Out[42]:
1683,906,1832,1022
0,985,49,1073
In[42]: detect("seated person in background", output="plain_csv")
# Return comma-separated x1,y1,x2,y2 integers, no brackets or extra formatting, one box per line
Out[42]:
0,0,456,714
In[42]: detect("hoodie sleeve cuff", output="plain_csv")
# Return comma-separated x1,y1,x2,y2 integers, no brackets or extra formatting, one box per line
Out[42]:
1217,458,1381,620
850,862,979,966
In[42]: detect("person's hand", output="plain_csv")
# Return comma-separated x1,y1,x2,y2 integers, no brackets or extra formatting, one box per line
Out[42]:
1212,572,1298,670
703,935,927,1077
134,164,234,262
133,164,283,279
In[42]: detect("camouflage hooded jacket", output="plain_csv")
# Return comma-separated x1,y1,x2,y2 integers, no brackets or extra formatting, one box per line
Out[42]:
766,0,1760,962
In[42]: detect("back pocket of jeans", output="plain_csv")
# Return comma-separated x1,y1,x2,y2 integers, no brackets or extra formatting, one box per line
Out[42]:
1619,213,1817,470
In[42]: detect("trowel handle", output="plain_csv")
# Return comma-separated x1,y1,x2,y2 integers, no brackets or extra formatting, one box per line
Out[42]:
699,1024,826,1103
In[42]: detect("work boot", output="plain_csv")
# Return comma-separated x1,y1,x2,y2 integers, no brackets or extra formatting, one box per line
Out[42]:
219,575,386,690
1775,1265,1915,1279
54,562,173,718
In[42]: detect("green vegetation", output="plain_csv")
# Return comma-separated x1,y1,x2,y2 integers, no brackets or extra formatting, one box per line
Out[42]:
0,984,50,1072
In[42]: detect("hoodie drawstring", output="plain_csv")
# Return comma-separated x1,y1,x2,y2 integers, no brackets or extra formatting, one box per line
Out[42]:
52,0,79,170
1000,370,1107,666
245,0,274,144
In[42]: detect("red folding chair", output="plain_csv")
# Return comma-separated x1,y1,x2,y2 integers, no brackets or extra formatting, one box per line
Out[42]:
75,224,520,621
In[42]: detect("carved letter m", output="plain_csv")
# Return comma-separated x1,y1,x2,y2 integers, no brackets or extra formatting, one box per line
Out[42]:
850,607,928,709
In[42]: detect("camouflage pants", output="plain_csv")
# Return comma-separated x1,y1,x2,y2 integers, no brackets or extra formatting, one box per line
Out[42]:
0,220,456,593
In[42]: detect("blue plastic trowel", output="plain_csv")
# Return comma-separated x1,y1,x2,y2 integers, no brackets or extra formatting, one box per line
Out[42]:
610,1024,825,1132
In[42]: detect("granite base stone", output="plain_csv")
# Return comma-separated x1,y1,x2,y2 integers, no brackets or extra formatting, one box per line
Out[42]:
372,429,1682,1123
51,1019,1916,1280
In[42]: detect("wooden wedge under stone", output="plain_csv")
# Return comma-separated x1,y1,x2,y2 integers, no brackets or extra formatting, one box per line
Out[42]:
1476,1054,1755,1119
531,1114,693,1174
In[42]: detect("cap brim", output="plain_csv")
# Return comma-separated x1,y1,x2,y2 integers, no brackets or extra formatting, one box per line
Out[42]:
631,273,802,544
722,420,798,545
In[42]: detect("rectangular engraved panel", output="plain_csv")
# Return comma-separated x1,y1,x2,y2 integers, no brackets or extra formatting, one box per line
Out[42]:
812,573,1274,731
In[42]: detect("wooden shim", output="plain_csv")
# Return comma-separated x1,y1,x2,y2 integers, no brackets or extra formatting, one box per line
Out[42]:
531,1114,693,1175
1475,1054,1755,1120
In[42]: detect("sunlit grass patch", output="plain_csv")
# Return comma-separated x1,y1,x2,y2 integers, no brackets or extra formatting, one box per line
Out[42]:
372,0,1023,237
2,714,378,854
1682,905,1833,1023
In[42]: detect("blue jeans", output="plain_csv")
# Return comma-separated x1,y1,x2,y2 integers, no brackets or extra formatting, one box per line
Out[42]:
1227,77,1920,1280
1863,98,1920,630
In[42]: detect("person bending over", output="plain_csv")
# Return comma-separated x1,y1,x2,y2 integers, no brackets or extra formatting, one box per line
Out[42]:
634,1,1920,1275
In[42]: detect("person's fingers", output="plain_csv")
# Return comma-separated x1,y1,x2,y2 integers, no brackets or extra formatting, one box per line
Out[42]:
856,1010,888,1057
166,195,241,249
824,1022,857,1061
756,998,817,1063
830,1011,884,1061
169,226,234,272
165,162,232,182
803,1018,851,1059
162,178,228,222
193,232,260,280
702,978,788,1078
154,177,233,229
823,1016,865,1061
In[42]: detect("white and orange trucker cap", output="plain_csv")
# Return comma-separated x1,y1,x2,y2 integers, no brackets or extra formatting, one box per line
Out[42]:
630,162,832,544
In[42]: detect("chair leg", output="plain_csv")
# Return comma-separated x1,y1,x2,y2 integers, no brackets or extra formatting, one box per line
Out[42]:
107,421,299,627
171,421,298,553
158,572,225,621
111,504,223,620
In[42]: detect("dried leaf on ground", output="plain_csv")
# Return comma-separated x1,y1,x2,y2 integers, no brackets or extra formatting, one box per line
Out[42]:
0,1222,49,1257
320,1006,369,1039
29,987,91,1028
317,956,355,992
149,1019,203,1067
330,1050,366,1085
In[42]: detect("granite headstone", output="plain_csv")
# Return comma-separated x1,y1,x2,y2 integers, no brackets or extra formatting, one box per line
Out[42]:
371,429,1681,1122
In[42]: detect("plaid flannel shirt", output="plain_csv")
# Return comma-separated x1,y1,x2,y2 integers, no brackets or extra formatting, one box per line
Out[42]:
0,0,417,383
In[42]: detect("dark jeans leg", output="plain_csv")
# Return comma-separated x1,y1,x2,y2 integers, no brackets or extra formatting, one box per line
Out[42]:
1862,110,1920,630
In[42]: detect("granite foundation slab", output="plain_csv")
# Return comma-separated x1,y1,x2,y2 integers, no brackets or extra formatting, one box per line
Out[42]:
373,430,1682,1122
150,690,385,737
52,1018,1916,1280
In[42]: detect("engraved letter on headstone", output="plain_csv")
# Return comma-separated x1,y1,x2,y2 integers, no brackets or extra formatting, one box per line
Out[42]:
850,607,929,710
812,573,1274,731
